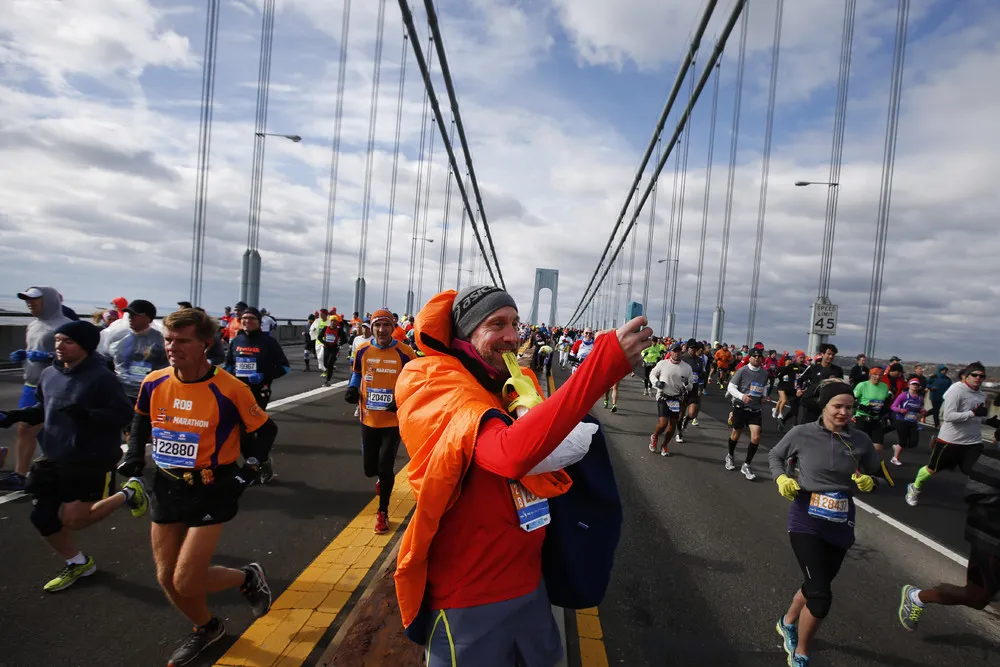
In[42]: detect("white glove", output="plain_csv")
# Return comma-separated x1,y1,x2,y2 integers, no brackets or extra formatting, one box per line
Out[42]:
527,421,599,475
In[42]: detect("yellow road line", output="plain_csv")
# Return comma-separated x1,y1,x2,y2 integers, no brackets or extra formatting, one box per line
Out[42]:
215,468,414,667
576,607,609,667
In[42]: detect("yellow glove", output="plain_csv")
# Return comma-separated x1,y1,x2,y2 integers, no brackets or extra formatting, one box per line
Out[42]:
852,472,875,492
776,474,801,501
501,352,543,415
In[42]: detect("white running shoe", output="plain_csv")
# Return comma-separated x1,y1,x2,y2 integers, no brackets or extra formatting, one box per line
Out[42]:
649,434,657,453
725,454,736,471
353,406,360,418
905,483,920,507
660,447,670,457
741,463,757,481
772,407,778,419
690,418,699,426
890,457,902,466
675,433,683,443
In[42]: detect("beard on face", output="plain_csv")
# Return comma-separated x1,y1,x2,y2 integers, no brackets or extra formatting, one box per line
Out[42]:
476,341,517,374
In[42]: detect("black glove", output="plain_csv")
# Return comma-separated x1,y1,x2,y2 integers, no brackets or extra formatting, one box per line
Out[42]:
655,381,666,390
59,404,92,422
233,460,260,490
972,403,989,418
984,415,999,428
344,386,360,404
387,398,398,413
117,458,144,478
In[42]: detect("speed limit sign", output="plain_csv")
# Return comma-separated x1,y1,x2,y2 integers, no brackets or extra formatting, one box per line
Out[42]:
810,303,839,336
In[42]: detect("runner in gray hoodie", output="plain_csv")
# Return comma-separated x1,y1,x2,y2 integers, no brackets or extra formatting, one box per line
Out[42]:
1,286,70,490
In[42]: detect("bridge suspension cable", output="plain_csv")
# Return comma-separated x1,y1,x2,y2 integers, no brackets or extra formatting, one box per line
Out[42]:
382,32,409,306
397,0,502,289
437,119,457,293
692,61,721,339
864,0,910,357
567,0,748,328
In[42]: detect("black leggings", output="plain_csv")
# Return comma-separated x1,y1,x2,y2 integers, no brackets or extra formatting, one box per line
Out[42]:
895,420,920,449
322,345,340,372
361,425,401,512
790,532,847,619
643,364,654,390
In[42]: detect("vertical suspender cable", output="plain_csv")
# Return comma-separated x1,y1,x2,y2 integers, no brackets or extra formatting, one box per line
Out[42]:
667,64,698,338
746,0,784,345
625,190,640,321
711,7,748,344
190,0,220,306
416,116,438,307
321,0,352,307
382,33,409,306
661,137,684,336
640,139,662,312
693,60,721,339
406,31,434,314
864,0,909,356
355,0,387,314
437,120,457,292
455,172,470,289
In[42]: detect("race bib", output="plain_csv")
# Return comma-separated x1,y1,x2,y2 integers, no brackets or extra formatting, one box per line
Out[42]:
691,372,699,383
748,382,765,398
234,356,257,378
127,361,152,378
904,412,918,422
665,399,681,413
151,428,200,469
325,333,337,343
508,480,551,532
808,491,849,523
868,399,884,411
366,388,394,411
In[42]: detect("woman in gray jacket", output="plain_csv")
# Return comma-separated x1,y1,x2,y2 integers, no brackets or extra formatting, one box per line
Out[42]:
768,379,885,667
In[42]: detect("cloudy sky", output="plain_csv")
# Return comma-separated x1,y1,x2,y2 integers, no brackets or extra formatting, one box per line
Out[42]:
1,0,998,361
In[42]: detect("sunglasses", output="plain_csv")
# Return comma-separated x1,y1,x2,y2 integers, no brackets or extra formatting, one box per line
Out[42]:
968,372,985,378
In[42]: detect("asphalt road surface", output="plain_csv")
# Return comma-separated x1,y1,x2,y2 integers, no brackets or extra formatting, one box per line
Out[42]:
590,372,1000,666
0,350,399,667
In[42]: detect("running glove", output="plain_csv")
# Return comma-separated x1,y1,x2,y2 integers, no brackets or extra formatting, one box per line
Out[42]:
26,350,54,362
117,458,144,478
655,381,666,389
972,404,988,418
852,472,875,492
776,474,800,501
344,386,360,404
9,350,27,363
246,372,264,385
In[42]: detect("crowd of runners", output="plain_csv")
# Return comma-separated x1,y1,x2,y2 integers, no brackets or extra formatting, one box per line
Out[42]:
1,284,998,667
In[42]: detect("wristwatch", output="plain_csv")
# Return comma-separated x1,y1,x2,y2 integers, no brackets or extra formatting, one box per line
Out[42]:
245,457,260,468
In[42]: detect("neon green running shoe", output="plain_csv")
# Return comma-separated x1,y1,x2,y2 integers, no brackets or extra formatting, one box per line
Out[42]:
43,556,96,592
123,476,149,518
898,584,924,632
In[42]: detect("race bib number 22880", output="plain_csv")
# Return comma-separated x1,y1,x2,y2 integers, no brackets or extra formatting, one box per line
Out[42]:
151,428,200,469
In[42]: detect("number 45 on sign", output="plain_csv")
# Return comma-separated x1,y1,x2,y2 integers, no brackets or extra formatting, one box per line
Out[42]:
811,303,838,336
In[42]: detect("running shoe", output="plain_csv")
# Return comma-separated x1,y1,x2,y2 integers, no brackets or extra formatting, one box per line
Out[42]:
775,618,798,659
890,457,902,466
898,584,924,632
905,483,920,507
258,458,275,484
0,471,26,491
375,510,390,535
167,618,226,667
354,406,360,418
675,433,684,443
123,477,149,518
788,654,809,666
772,407,778,419
725,454,736,471
611,405,618,413
690,418,699,426
741,463,757,481
240,563,272,618
660,447,670,458
649,435,657,453
43,555,97,592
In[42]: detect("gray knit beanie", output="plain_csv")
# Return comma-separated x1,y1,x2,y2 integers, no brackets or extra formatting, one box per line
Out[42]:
452,285,518,340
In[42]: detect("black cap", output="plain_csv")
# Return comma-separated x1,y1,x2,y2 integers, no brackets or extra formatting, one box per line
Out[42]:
177,301,193,309
234,301,249,311
54,321,100,354
748,347,763,357
668,342,683,352
686,338,700,348
125,299,157,319
243,307,261,320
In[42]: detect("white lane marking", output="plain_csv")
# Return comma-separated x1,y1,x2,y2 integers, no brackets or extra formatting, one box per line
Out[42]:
1,381,351,506
853,498,968,567
267,380,348,411
0,491,26,505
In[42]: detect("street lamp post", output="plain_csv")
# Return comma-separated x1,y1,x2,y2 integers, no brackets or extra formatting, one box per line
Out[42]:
795,180,841,355
241,131,302,307
405,236,434,314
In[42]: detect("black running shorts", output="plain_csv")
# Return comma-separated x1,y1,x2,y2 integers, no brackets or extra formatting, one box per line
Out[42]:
25,458,117,505
656,396,684,420
151,465,242,527
926,439,983,475
731,407,762,430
